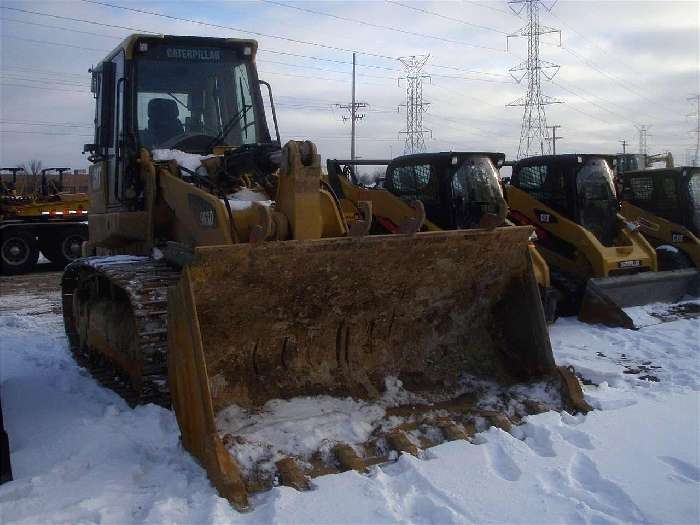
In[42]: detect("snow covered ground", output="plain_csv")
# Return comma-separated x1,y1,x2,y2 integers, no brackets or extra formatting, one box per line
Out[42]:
0,271,698,524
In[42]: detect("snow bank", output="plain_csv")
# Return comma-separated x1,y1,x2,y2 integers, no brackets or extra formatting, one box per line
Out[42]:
1,274,698,524
623,299,699,328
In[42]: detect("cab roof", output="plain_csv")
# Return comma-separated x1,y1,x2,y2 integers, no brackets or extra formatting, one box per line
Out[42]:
100,33,259,62
514,154,617,170
390,151,506,167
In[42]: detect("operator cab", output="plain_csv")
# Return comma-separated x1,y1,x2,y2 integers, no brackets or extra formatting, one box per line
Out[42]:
511,154,619,246
621,167,700,236
382,152,506,229
86,34,279,210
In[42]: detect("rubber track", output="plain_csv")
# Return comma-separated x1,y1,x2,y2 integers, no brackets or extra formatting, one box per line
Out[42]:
63,257,181,408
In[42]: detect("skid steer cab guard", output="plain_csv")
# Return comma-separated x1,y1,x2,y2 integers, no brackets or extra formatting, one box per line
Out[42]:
167,226,589,510
618,167,700,269
506,154,700,328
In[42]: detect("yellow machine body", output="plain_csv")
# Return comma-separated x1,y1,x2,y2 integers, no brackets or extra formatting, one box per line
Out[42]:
62,35,590,511
620,201,700,268
507,185,657,278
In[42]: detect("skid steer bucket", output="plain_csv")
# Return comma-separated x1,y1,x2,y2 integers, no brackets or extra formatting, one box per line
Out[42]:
167,227,590,510
579,268,700,329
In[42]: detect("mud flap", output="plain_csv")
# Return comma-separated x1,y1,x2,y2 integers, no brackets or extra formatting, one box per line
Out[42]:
579,268,700,329
167,227,588,509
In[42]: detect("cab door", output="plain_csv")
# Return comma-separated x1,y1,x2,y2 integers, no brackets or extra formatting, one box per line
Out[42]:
106,50,126,209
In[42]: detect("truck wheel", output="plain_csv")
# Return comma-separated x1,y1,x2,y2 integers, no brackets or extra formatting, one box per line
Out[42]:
656,246,693,271
40,226,88,267
1,229,39,275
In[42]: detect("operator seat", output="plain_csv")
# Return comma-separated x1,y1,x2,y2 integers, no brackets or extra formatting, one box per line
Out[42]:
147,98,184,146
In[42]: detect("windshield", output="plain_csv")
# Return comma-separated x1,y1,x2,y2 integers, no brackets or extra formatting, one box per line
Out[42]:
689,171,700,234
576,158,618,246
136,45,259,153
449,156,506,228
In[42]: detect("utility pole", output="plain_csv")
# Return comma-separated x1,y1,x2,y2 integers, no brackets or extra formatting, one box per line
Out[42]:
620,139,628,154
398,54,431,154
548,124,562,154
334,52,368,160
688,94,700,166
506,0,562,158
636,124,651,155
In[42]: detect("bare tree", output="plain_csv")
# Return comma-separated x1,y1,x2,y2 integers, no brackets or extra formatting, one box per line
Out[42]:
19,160,42,195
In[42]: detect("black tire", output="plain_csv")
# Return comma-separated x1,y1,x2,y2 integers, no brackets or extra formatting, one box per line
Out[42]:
656,245,693,271
0,228,39,275
39,225,88,267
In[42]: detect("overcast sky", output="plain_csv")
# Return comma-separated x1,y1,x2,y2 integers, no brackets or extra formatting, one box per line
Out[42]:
1,0,698,171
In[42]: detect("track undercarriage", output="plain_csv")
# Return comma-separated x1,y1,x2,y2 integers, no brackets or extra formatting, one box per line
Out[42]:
62,257,180,407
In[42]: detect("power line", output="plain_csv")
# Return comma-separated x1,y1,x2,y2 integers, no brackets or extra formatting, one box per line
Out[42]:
398,55,431,154
636,124,651,155
688,94,700,166
81,0,398,60
4,5,509,79
385,0,509,34
507,0,562,158
333,53,369,160
0,16,123,39
260,0,506,52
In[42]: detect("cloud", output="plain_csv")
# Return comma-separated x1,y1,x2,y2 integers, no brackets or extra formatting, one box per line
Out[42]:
0,0,698,170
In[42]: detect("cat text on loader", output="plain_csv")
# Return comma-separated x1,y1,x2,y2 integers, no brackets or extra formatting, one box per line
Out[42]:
505,154,699,328
618,166,700,270
325,152,559,323
61,34,590,511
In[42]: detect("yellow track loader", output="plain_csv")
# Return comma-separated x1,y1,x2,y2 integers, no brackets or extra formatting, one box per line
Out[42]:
506,154,699,328
618,166,700,269
325,153,559,322
61,34,589,510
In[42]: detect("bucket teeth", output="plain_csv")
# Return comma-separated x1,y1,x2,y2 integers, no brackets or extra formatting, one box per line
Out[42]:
480,410,513,432
275,458,310,491
332,443,367,472
387,430,419,456
433,417,469,441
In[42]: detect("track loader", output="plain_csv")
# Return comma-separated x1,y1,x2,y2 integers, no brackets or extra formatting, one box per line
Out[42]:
61,34,590,510
618,166,700,269
506,154,699,328
326,152,559,322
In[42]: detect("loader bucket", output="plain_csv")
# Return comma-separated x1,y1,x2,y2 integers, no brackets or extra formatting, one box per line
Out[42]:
579,268,700,329
167,227,589,510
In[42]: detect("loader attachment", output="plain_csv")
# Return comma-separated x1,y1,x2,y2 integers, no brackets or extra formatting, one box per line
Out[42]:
167,226,589,510
579,268,700,329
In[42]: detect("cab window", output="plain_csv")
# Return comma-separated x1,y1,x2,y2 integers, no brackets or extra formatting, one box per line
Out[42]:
388,164,437,202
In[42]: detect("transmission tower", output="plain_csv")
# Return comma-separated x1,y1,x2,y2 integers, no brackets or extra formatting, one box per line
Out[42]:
636,124,651,155
398,55,431,154
506,0,562,158
688,94,700,166
334,53,369,160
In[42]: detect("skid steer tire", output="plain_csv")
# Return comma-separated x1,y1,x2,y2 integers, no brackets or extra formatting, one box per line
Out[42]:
0,228,39,275
656,246,693,271
40,225,88,268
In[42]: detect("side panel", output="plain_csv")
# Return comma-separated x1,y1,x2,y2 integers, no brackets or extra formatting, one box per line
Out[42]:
621,201,700,268
507,185,655,277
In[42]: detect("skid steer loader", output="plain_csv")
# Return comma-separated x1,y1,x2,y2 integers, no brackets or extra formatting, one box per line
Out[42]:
618,166,700,269
325,152,559,322
61,34,590,510
506,154,700,328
